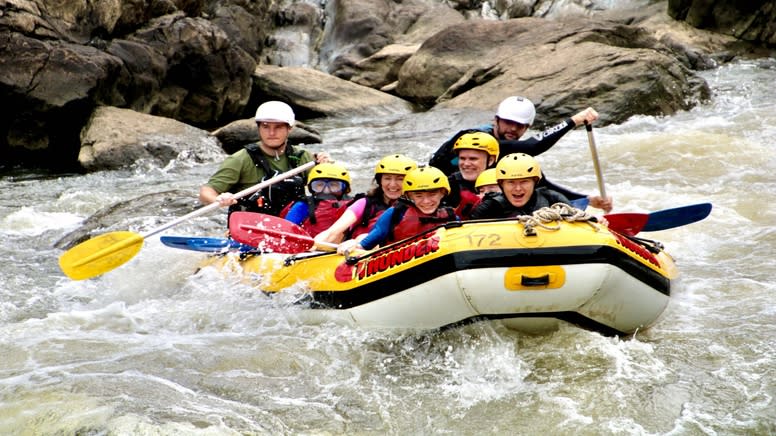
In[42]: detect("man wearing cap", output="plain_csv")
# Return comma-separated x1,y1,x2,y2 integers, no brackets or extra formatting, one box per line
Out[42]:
199,100,330,216
430,96,611,212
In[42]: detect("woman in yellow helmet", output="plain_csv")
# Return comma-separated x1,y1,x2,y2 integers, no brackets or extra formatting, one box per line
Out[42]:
469,153,571,219
338,166,458,253
314,154,418,247
283,162,352,236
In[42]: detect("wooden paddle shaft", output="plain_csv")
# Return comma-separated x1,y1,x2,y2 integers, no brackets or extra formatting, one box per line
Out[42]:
585,122,607,198
141,160,316,238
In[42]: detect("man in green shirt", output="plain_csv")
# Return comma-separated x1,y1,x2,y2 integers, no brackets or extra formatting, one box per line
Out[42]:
199,101,329,216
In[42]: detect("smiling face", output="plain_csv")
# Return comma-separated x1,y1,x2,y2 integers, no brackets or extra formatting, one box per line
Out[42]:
500,177,537,208
380,173,406,203
457,149,491,181
406,189,446,214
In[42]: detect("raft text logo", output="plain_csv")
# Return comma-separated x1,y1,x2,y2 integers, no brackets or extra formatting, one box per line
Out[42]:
334,236,441,283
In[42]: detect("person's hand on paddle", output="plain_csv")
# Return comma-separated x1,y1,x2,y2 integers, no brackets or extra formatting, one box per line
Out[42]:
214,192,238,207
314,152,332,164
572,107,599,127
588,195,613,213
337,239,362,255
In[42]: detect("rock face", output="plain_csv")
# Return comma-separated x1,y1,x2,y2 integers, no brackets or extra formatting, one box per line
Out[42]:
78,107,223,171
396,17,711,126
250,65,414,119
1,0,774,171
1,0,264,169
668,0,776,45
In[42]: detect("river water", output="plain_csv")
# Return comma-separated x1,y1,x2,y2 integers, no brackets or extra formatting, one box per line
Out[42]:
1,59,774,435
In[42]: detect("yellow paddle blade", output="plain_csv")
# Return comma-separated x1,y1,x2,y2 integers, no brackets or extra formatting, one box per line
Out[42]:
59,231,145,280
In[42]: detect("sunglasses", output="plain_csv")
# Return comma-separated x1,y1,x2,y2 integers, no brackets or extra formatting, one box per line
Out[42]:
310,179,347,194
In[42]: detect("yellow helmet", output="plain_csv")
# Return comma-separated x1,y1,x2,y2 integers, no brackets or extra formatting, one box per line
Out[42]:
475,168,498,189
307,162,351,187
495,153,542,180
453,132,499,160
374,154,418,176
402,166,450,195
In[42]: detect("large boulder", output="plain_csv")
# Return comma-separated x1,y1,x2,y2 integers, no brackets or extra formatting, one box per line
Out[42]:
321,0,465,79
349,43,421,90
397,17,711,126
668,0,776,46
0,30,124,167
111,13,255,125
250,65,414,119
78,106,223,171
0,0,259,168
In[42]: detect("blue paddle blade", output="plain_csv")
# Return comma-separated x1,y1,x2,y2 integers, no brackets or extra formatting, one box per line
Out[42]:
569,197,590,210
642,203,713,232
160,236,253,253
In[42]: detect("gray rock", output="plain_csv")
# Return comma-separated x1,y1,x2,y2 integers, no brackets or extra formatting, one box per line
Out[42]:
668,0,776,46
250,65,414,119
397,17,711,126
78,106,224,171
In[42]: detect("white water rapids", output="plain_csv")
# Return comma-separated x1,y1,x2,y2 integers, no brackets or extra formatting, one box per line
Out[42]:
1,59,774,434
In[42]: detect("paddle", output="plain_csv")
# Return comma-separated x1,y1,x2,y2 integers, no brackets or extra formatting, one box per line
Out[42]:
59,161,316,280
585,121,607,199
604,213,650,236
642,202,712,232
229,211,338,253
569,197,589,210
160,236,253,253
605,203,712,236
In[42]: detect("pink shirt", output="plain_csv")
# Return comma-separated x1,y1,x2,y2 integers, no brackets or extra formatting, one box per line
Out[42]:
347,197,367,221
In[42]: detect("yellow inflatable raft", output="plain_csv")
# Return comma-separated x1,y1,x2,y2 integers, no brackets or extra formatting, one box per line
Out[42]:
204,215,677,336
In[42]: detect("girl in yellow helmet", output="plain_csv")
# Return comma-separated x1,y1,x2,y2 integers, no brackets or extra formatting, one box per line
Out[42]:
314,154,418,247
338,166,458,253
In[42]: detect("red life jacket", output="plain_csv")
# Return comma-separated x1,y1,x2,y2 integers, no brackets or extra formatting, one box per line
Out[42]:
455,189,481,220
389,199,456,243
300,195,350,237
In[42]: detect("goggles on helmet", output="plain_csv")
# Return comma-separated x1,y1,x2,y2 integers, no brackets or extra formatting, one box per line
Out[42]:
310,179,347,194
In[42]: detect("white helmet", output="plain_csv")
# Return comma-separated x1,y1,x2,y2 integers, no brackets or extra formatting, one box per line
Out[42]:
496,96,535,126
255,101,295,127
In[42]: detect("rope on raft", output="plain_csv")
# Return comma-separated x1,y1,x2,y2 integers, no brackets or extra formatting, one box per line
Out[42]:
517,203,598,236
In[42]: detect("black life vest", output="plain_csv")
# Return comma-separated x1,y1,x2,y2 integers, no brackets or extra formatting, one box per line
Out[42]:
487,187,570,218
229,143,307,216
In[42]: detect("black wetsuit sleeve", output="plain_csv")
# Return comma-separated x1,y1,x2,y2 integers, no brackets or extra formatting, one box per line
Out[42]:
498,118,576,157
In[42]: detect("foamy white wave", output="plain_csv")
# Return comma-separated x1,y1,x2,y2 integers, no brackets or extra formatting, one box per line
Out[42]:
2,207,84,236
439,328,530,408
